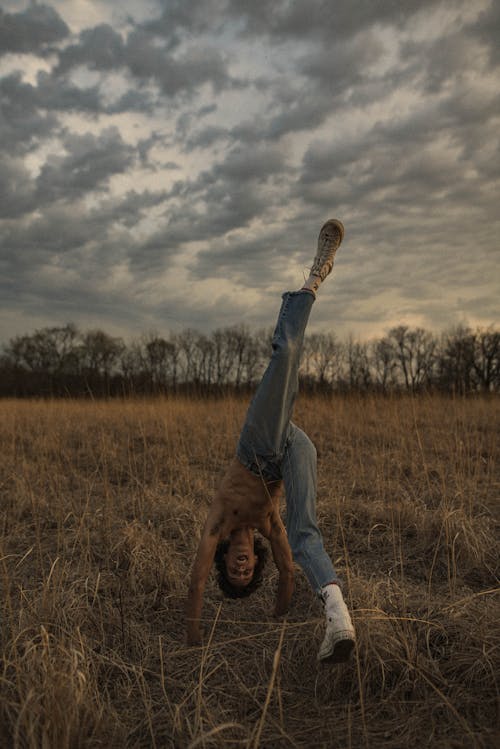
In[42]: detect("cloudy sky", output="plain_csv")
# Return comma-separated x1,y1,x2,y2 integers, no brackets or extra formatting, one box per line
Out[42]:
1,0,499,344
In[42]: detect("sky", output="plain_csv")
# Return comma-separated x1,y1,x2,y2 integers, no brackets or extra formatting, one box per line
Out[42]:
0,0,499,344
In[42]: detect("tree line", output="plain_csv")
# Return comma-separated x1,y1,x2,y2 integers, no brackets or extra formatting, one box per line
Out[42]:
0,322,499,397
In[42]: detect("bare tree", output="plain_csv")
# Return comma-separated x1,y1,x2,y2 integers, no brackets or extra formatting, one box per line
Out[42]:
303,332,340,388
388,325,437,391
1,320,498,396
195,333,215,388
438,326,475,393
343,336,372,390
120,342,143,392
142,334,178,391
225,325,252,388
472,327,500,392
242,330,263,387
212,329,233,386
80,330,125,394
370,336,397,392
177,329,199,384
5,324,79,374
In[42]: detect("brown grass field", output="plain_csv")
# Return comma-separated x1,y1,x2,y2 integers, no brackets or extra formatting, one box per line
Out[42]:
0,394,498,748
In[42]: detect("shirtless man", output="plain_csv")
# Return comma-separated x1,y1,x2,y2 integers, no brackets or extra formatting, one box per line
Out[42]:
186,219,355,663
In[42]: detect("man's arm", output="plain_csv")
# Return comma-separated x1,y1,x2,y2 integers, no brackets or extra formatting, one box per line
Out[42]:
268,512,295,616
186,509,223,645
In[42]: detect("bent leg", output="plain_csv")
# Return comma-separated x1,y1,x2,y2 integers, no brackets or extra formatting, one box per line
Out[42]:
237,291,314,478
282,425,339,590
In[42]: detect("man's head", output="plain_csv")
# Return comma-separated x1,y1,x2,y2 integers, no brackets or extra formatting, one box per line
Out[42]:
214,536,268,598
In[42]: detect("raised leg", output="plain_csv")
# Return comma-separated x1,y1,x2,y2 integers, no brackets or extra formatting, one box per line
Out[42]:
237,290,315,479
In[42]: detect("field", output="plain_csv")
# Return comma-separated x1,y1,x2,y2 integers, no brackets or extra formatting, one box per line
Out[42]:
0,395,498,748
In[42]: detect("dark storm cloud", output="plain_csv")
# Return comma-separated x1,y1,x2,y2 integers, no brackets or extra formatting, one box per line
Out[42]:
0,156,36,218
230,0,444,38
244,88,338,142
55,24,234,97
184,124,228,150
0,189,167,306
1,206,105,271
297,8,500,214
142,0,227,40
35,127,136,203
170,144,290,229
0,67,153,139
468,0,500,64
131,184,269,272
181,28,386,148
0,3,69,55
209,142,289,183
297,85,500,211
55,23,126,73
151,0,444,42
191,225,307,284
297,30,385,87
100,189,168,227
126,142,292,275
35,69,102,112
107,88,157,115
0,124,142,220
0,72,60,154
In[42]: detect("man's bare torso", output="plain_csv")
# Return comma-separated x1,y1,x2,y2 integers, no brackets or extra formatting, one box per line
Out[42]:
209,457,283,539
186,457,294,644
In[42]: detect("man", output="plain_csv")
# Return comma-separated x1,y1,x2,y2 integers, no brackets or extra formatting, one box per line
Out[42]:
186,219,355,663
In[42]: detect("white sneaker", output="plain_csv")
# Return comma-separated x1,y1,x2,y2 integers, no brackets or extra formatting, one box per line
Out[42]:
317,620,355,663
310,219,345,282
317,583,355,663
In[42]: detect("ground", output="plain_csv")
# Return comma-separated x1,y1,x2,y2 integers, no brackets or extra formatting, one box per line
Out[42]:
0,394,498,748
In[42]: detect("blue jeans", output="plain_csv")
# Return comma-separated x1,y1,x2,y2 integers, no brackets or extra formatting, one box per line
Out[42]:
237,290,339,590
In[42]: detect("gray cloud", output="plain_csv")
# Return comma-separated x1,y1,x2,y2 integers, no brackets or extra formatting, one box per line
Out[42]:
142,0,227,41
55,24,235,98
234,0,449,45
55,23,126,73
0,3,69,55
0,66,150,134
150,0,444,42
469,0,500,64
35,69,102,111
0,188,167,316
0,72,60,154
297,30,385,87
152,143,293,250
35,127,136,203
184,124,228,150
0,156,36,218
107,88,157,115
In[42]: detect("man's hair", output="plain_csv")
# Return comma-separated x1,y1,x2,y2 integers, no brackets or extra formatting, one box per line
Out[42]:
214,536,268,599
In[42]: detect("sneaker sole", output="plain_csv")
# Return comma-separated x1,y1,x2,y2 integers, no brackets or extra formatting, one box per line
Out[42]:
311,219,346,280
318,636,355,664
319,218,345,247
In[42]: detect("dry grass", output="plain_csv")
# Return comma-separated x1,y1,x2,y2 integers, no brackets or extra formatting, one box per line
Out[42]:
0,394,498,748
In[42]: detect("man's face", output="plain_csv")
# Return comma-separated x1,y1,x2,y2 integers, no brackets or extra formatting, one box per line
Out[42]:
224,541,258,588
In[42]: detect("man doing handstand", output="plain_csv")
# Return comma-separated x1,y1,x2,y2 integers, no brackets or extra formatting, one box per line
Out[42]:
186,219,355,663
